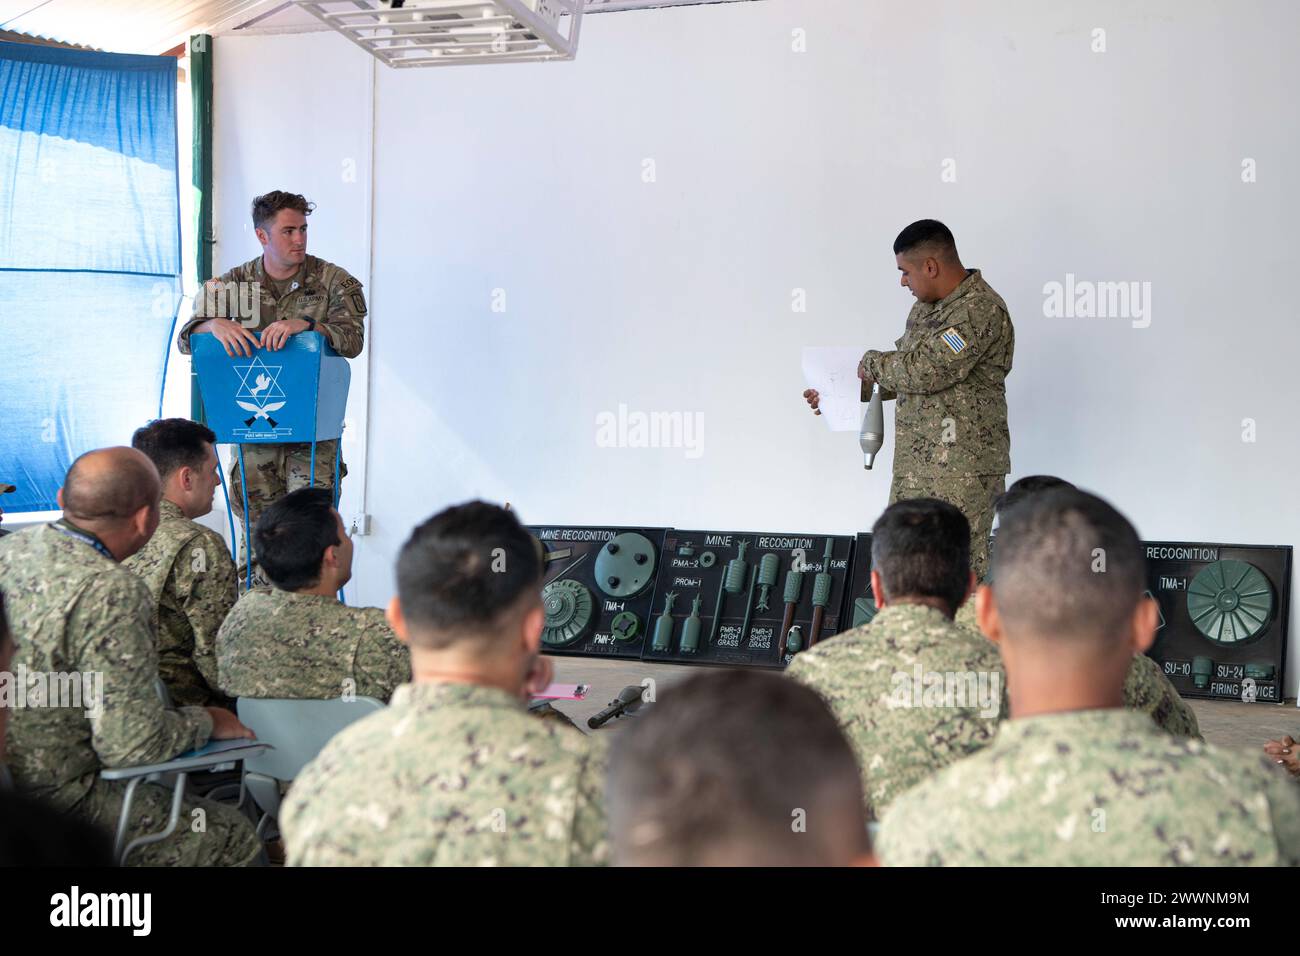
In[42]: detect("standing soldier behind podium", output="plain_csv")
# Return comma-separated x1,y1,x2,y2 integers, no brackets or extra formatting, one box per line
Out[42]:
176,190,367,578
804,220,1013,579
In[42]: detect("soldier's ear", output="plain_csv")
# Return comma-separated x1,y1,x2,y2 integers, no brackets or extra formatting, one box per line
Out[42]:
386,596,410,645
56,487,65,510
869,569,887,610
975,584,1001,644
1131,594,1158,656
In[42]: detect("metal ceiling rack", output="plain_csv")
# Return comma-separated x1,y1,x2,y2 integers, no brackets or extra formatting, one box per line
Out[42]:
293,0,584,68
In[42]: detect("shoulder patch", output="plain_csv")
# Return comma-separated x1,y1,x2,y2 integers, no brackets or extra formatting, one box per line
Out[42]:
940,328,968,354
337,276,362,293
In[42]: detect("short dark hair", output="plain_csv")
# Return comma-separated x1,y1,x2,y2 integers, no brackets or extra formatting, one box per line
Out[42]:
253,488,340,591
395,501,542,647
991,488,1145,645
252,190,314,232
607,670,869,866
893,219,958,261
995,475,1076,518
131,418,216,481
870,498,971,618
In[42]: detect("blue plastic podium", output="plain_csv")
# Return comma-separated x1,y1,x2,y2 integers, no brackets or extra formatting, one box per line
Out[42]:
191,331,351,592
192,331,349,445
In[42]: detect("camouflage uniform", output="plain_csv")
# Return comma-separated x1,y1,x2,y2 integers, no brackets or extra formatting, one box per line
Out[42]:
785,602,1005,821
176,254,367,576
953,599,1200,739
122,500,237,708
0,523,261,866
877,708,1300,866
217,588,409,703
862,270,1014,580
280,682,610,866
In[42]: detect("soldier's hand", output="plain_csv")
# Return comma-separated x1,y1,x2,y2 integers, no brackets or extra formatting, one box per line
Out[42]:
1264,735,1300,776
206,707,257,740
201,318,260,358
260,317,311,351
802,388,822,415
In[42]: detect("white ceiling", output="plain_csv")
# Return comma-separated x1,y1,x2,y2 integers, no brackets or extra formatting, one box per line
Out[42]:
0,0,762,56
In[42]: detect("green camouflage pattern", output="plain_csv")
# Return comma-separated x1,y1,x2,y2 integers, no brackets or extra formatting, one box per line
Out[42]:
281,681,609,866
0,524,261,866
176,253,366,360
122,500,236,708
862,268,1014,479
217,588,410,703
785,602,1005,821
877,708,1300,866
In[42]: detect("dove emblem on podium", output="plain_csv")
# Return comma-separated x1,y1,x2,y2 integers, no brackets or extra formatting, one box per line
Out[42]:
232,357,288,430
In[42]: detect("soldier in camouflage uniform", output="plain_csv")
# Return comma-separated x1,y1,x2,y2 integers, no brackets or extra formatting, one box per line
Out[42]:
804,220,1012,580
0,448,261,866
786,499,1002,821
217,488,409,702
123,419,237,708
878,488,1300,866
953,474,1201,739
175,191,367,580
281,501,609,866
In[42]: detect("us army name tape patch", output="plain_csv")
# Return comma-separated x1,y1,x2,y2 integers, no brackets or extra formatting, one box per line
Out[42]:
941,328,968,354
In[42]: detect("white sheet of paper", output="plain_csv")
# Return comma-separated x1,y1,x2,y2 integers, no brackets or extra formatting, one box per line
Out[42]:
801,346,863,432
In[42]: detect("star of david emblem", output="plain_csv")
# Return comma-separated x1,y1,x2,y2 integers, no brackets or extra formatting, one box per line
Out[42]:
232,356,287,427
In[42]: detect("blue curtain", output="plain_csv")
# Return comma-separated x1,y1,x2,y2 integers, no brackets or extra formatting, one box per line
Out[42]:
0,41,181,513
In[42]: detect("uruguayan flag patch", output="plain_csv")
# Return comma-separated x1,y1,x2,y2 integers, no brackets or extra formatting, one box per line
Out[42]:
941,328,968,354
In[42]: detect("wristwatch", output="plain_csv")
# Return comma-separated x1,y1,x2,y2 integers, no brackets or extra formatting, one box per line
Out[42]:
302,317,316,332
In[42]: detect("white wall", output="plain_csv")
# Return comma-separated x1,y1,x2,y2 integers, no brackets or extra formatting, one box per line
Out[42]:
211,0,1300,692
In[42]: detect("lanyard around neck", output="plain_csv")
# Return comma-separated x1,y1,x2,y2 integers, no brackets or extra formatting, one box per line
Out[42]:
52,520,114,560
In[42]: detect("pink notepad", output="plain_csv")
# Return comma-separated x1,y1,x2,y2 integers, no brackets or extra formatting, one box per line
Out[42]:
531,683,589,701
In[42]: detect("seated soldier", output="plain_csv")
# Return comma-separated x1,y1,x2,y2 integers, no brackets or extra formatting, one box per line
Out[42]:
786,498,1002,821
878,488,1300,866
124,418,237,707
956,474,1201,739
607,669,875,866
280,501,608,866
0,591,115,865
217,487,409,702
0,448,261,866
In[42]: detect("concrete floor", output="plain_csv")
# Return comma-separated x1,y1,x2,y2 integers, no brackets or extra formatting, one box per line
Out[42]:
549,657,1300,761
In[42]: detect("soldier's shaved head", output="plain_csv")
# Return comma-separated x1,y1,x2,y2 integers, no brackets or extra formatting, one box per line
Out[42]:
61,447,160,524
990,488,1145,646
